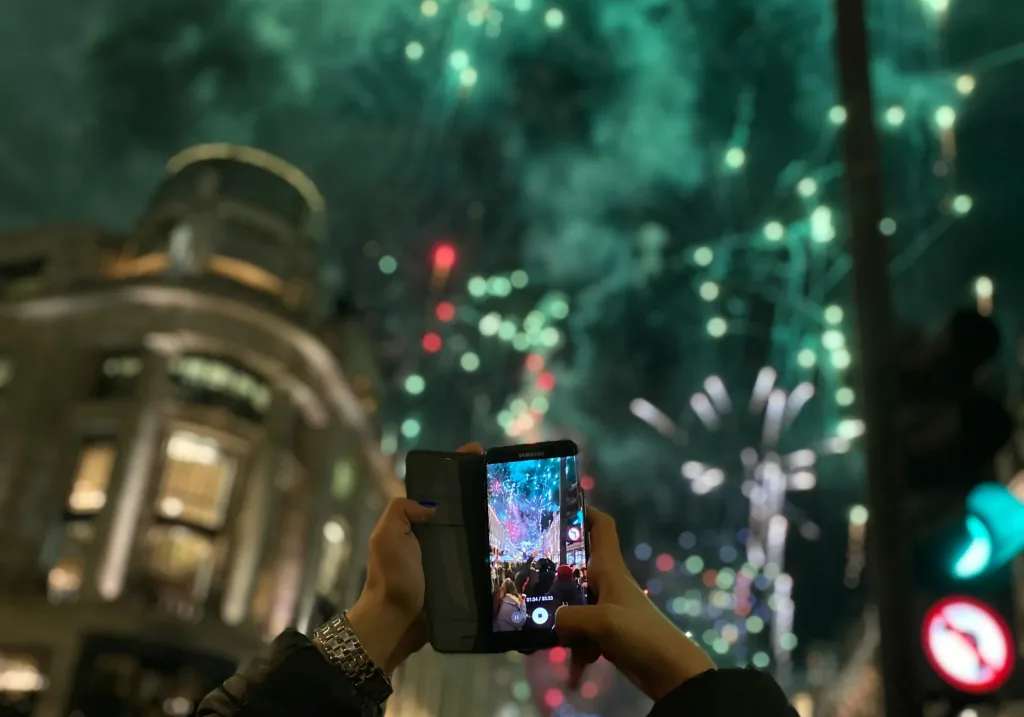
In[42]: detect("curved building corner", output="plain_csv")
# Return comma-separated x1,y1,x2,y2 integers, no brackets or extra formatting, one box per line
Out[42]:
0,146,399,717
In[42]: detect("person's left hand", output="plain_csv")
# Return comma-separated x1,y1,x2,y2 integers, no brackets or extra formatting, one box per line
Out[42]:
345,442,484,676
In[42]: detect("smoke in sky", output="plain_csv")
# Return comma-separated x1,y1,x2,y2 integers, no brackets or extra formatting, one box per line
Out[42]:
0,0,846,482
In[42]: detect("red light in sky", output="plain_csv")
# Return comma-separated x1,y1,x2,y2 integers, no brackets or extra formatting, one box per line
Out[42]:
655,553,675,573
435,301,456,322
581,682,600,700
580,475,595,491
543,689,564,709
422,332,443,353
525,353,545,372
536,371,556,392
432,243,457,270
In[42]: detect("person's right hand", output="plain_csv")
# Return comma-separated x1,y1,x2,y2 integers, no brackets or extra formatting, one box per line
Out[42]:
554,508,716,702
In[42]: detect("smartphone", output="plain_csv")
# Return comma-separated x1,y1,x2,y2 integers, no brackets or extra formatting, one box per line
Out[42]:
485,440,590,653
405,450,494,653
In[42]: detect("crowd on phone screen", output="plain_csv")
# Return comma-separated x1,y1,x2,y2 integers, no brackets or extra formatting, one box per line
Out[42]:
491,552,587,631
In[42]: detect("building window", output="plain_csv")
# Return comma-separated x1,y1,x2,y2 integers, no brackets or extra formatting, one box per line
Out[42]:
47,521,95,603
156,431,236,529
144,525,216,611
91,354,144,400
0,649,49,713
169,355,272,422
66,441,117,516
143,430,237,613
48,440,118,602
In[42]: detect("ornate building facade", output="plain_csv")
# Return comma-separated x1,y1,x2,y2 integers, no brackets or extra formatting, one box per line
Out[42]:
0,145,400,717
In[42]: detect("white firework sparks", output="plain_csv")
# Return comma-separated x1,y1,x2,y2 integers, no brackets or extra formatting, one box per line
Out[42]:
630,365,853,676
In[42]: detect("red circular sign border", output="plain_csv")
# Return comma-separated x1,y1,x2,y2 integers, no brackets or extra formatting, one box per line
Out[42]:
921,595,1016,695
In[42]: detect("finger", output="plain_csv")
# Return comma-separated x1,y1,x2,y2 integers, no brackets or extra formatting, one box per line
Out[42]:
458,442,485,454
382,498,437,531
555,604,605,644
585,508,622,562
568,640,601,689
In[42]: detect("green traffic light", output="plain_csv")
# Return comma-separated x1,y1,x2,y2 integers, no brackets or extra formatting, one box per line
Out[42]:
952,483,1024,579
952,515,993,580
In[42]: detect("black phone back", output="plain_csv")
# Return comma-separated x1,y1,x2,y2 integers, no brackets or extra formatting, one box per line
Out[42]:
405,450,495,653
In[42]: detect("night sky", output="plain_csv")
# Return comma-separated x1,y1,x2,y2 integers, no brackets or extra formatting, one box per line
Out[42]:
2,0,1022,687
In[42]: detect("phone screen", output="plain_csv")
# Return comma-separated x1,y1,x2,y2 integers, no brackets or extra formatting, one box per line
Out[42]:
487,452,589,634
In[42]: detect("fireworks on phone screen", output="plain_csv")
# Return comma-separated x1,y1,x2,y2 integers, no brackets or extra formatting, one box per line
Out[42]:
487,455,588,632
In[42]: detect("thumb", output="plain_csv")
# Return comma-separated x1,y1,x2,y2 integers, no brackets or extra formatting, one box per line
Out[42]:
388,498,437,527
555,604,606,643
407,501,438,524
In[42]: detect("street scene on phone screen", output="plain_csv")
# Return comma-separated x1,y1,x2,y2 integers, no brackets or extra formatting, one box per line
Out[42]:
488,456,587,632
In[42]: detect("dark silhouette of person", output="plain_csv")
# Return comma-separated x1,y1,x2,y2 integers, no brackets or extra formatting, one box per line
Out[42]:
549,565,584,608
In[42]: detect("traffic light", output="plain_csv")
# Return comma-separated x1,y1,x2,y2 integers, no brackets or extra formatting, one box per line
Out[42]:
952,482,1024,580
898,309,1012,492
902,309,1022,706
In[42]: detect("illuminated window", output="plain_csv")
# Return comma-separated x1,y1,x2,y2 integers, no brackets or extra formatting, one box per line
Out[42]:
67,441,117,516
154,431,236,531
50,440,116,602
143,525,216,603
47,521,94,603
0,650,48,709
144,430,234,613
91,353,144,400
169,355,272,422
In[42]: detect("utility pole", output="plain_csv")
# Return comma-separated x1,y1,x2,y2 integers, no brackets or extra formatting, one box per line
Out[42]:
832,1,921,716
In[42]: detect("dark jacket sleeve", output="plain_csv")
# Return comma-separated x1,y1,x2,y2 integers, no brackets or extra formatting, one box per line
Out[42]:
196,630,383,717
649,668,798,717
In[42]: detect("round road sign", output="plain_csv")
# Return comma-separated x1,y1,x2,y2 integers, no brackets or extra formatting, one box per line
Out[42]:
921,595,1016,694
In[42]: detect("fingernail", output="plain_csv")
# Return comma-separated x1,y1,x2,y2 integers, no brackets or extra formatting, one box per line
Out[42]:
418,501,438,508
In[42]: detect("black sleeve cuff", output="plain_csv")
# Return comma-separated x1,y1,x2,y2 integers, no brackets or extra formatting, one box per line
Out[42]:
648,668,797,717
197,630,383,717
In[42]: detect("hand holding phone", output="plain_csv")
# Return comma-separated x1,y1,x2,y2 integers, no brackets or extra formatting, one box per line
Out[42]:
555,508,716,702
405,440,590,653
